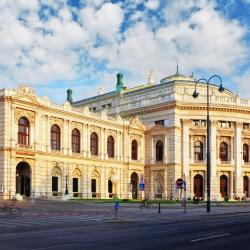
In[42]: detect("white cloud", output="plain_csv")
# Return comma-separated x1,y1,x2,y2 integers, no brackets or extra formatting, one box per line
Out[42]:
0,0,248,102
145,0,160,10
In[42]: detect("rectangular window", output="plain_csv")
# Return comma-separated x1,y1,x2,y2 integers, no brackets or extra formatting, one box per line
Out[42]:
52,176,58,192
73,178,78,193
155,120,164,126
243,123,249,129
91,179,96,193
192,120,206,126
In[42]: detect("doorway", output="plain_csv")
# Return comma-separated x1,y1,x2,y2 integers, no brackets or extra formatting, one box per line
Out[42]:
16,162,31,197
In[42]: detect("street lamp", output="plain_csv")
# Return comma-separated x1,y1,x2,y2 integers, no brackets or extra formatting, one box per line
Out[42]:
192,75,224,212
65,175,69,195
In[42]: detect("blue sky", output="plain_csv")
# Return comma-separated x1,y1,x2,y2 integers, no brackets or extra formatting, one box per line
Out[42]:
0,0,250,103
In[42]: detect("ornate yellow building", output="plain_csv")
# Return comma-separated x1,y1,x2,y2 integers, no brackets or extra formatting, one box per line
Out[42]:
74,71,250,201
1,70,250,201
0,85,145,200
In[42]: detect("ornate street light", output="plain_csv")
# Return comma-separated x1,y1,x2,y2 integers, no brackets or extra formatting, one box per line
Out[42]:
192,75,224,212
65,175,69,195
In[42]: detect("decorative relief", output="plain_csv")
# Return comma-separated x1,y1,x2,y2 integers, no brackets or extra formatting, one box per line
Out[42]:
15,108,35,124
107,130,116,138
219,136,231,144
193,135,205,143
72,168,82,177
243,139,250,146
182,119,192,126
50,117,63,126
51,166,62,176
71,121,82,130
130,133,141,141
90,126,101,134
130,116,145,130
16,85,36,97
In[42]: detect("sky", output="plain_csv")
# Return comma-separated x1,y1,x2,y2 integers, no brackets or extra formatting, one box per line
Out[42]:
0,0,250,103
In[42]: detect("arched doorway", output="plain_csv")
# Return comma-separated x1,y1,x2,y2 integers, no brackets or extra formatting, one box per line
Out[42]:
193,174,203,198
16,162,31,197
243,176,249,197
220,175,228,198
131,172,138,199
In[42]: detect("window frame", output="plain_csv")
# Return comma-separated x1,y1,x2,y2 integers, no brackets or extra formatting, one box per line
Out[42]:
18,117,30,145
51,124,61,150
72,128,80,153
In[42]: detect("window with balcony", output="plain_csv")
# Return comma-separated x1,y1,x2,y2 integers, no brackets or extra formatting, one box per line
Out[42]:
194,141,203,161
155,120,164,126
156,140,163,161
72,128,80,153
192,120,206,126
243,143,249,163
90,132,98,156
219,121,231,128
107,136,115,158
18,117,30,145
51,124,60,150
219,142,228,161
131,140,138,160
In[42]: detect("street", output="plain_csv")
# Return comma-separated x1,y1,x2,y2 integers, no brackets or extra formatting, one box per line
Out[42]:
0,201,249,249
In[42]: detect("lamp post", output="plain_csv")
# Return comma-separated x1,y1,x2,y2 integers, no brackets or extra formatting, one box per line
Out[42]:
192,75,224,212
65,175,69,195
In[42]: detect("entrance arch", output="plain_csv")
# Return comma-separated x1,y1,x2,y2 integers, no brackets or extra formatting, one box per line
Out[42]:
131,172,138,199
220,175,228,198
243,176,249,197
16,162,31,197
193,174,203,198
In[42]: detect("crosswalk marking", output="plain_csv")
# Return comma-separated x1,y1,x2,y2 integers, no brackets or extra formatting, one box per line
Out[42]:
0,214,110,229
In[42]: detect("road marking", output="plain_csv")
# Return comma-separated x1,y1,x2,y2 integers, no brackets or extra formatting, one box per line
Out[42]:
31,242,80,250
190,233,231,242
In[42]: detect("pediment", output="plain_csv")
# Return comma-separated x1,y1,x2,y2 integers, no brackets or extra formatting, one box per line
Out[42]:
146,124,168,134
13,85,42,106
130,116,145,130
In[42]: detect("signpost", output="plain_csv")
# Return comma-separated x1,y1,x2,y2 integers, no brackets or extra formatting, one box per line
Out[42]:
176,178,184,188
176,178,187,214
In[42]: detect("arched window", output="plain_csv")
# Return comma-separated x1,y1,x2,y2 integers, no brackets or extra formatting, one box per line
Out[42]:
107,136,114,158
18,117,30,145
220,175,228,198
90,132,98,156
219,142,228,161
72,128,80,153
194,141,203,161
193,174,203,197
51,124,60,150
243,176,249,197
156,140,163,161
243,144,249,163
131,140,138,160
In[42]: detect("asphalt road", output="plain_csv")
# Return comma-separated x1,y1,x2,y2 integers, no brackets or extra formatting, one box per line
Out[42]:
0,212,250,250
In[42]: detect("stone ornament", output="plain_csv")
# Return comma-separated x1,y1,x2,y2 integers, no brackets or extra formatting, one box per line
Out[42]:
15,108,35,125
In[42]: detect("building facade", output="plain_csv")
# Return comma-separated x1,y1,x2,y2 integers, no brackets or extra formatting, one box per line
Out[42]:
0,85,145,200
1,71,250,201
74,71,250,200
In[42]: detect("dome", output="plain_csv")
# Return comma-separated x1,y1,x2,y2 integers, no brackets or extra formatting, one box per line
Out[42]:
160,73,195,84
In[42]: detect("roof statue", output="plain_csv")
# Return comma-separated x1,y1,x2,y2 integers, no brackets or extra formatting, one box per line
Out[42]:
116,73,123,92
97,85,104,95
148,69,155,84
67,89,73,103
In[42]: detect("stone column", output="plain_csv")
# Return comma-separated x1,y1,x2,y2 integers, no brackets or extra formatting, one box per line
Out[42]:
10,105,17,147
164,135,167,164
150,137,154,164
230,172,234,199
86,125,90,157
82,124,86,157
34,112,40,151
150,170,154,199
46,115,51,153
182,119,191,195
62,120,68,155
235,122,243,197
210,120,219,199
103,128,108,160
68,121,72,155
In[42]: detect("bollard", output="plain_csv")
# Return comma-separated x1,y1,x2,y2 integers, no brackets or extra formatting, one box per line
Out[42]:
114,201,119,219
158,202,161,214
